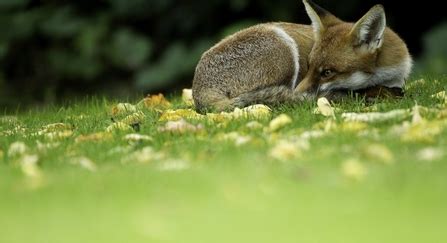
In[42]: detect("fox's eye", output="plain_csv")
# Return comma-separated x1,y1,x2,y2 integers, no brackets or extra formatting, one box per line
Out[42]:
320,69,335,78
320,69,334,78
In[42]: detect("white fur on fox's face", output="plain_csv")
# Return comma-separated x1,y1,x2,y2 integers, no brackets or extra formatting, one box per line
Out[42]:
298,1,412,95
320,72,369,91
319,57,413,92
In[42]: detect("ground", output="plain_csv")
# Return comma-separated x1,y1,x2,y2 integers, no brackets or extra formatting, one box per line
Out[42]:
1,77,447,243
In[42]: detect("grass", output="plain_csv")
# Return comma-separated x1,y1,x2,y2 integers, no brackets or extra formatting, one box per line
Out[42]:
1,77,447,243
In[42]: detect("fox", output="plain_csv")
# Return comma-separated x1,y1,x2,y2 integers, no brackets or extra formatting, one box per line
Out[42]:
192,0,412,112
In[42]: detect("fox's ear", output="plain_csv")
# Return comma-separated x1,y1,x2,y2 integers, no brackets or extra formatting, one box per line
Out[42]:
303,0,342,40
350,5,386,53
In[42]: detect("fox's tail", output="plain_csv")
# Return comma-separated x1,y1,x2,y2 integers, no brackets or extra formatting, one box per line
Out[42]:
232,85,303,107
194,85,303,113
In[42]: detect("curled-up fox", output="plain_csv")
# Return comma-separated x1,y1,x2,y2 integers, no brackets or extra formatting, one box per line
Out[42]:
192,0,412,112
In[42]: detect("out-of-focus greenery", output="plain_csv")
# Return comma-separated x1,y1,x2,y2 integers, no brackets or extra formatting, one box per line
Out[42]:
0,0,445,107
0,0,263,106
416,22,447,76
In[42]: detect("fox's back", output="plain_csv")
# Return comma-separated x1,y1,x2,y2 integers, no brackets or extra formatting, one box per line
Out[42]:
192,23,314,111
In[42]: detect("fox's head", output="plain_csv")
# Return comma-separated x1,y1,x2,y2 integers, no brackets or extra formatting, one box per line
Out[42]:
297,0,411,97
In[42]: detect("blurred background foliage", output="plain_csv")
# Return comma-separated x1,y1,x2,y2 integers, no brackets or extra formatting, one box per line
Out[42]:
0,0,445,107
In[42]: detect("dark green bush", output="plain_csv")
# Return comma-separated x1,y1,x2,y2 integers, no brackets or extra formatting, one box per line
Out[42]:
416,22,447,76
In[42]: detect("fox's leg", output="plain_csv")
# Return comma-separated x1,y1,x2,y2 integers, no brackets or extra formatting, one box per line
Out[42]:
323,85,404,103
321,90,351,102
355,86,404,103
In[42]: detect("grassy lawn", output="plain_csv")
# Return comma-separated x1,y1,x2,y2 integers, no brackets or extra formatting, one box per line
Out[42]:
1,77,447,243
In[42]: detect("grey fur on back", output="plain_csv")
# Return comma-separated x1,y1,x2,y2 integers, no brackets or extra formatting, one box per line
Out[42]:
192,23,309,112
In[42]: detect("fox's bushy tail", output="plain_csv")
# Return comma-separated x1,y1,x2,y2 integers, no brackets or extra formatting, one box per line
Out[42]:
194,85,303,113
232,85,303,108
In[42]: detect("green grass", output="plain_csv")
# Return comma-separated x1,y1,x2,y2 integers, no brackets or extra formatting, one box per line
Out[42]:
1,77,447,243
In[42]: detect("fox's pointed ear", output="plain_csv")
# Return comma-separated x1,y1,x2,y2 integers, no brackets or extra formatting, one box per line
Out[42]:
303,0,342,39
350,5,386,53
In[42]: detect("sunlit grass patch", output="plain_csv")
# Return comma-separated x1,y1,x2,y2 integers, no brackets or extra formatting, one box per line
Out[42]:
1,77,447,243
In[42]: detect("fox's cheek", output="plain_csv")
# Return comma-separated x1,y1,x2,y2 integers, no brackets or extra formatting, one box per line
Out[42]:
317,75,338,88
319,71,371,91
319,76,347,91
